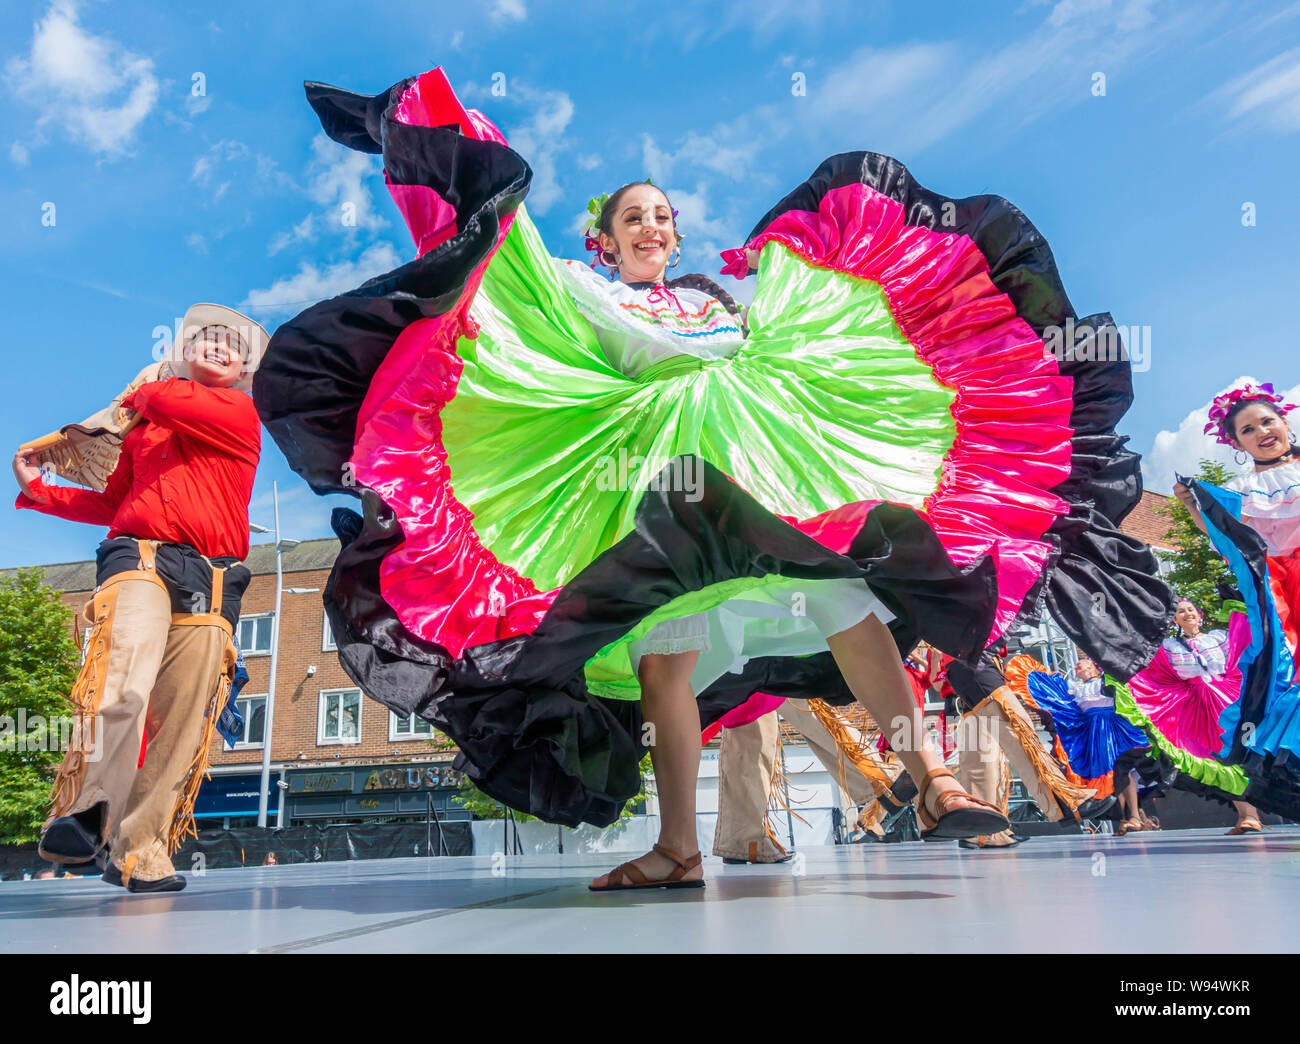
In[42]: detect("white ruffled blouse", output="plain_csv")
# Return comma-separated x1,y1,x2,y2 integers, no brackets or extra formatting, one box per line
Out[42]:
1161,629,1229,681
1225,459,1300,556
554,260,743,378
1068,675,1114,711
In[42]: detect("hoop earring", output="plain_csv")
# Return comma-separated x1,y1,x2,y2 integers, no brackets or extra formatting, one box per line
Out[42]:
600,249,621,269
668,246,681,269
1233,450,1248,465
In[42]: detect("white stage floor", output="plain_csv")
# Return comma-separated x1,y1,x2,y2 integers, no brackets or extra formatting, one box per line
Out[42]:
3,828,1297,953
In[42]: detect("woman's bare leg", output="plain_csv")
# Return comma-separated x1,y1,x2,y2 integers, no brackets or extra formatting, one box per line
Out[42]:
590,650,704,887
1231,800,1262,829
825,615,995,821
1117,774,1141,832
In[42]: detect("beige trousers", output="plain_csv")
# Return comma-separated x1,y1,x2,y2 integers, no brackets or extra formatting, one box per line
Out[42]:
956,713,1016,846
713,700,906,856
44,560,233,881
778,700,902,807
712,713,789,862
958,685,1096,843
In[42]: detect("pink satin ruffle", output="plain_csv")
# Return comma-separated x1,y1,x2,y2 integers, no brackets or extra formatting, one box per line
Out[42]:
732,184,1074,636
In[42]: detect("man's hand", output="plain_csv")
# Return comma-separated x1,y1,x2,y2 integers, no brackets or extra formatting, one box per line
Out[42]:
12,450,45,502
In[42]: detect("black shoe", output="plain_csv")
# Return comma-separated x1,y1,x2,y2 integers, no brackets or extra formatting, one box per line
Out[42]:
1076,795,1118,820
958,835,1027,850
102,862,186,893
39,816,103,862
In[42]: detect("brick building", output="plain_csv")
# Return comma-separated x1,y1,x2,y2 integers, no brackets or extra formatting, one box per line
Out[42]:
11,490,1179,828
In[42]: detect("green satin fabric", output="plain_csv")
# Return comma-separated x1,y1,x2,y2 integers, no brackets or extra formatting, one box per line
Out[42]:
443,207,956,595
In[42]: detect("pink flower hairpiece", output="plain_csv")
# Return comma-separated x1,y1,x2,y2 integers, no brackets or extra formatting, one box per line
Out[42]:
1203,382,1297,445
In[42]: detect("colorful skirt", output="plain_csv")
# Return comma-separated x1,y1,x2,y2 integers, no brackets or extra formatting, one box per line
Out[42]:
1189,480,1300,814
253,67,1173,826
1128,614,1248,760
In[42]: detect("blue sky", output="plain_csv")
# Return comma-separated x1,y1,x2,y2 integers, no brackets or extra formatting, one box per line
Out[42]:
2,0,1298,568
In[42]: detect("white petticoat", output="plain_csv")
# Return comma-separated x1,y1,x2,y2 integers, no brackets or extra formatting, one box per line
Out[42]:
628,576,894,696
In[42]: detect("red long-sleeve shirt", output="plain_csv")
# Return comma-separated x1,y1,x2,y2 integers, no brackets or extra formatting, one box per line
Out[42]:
16,378,260,560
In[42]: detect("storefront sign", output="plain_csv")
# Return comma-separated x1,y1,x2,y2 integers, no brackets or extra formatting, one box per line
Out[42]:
289,772,352,794
363,765,461,791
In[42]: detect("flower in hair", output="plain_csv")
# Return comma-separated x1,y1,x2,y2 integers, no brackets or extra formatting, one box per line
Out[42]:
1203,381,1296,445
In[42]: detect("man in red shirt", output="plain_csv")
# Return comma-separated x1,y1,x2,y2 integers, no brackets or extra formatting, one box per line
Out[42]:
13,303,266,893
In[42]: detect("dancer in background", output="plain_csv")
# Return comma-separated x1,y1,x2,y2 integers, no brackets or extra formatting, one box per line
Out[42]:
14,304,265,892
1006,654,1147,830
949,651,1103,849
1129,598,1263,833
255,67,1173,892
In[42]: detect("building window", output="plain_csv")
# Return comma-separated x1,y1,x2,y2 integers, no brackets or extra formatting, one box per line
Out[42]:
319,688,361,745
1153,550,1176,579
237,613,273,656
323,614,337,652
235,695,266,747
390,711,434,741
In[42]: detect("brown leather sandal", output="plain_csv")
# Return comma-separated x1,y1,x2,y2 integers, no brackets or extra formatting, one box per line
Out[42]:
1225,818,1265,835
915,767,1010,842
588,843,706,892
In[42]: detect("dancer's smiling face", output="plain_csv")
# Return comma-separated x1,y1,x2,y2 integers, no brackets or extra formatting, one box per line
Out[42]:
1175,600,1202,638
185,326,246,388
1229,401,1292,463
599,184,677,285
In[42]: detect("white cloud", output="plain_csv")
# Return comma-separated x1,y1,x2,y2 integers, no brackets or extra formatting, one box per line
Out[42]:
641,132,750,184
240,242,403,317
490,0,526,23
10,142,29,165
1144,377,1300,493
662,182,745,271
268,132,387,254
1211,48,1300,134
186,232,209,255
5,0,159,157
501,85,574,215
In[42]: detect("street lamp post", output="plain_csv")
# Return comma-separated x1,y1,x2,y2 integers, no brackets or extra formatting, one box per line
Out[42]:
251,482,316,829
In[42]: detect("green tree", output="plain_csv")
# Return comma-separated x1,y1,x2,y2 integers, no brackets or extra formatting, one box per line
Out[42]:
0,568,82,844
454,753,653,826
1156,459,1235,621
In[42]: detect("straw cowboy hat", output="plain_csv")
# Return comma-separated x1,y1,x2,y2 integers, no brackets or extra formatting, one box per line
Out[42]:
18,303,269,491
170,302,269,395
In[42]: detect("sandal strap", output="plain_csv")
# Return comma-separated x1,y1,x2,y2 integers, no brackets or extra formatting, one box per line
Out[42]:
607,860,649,887
914,767,957,830
652,844,701,879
